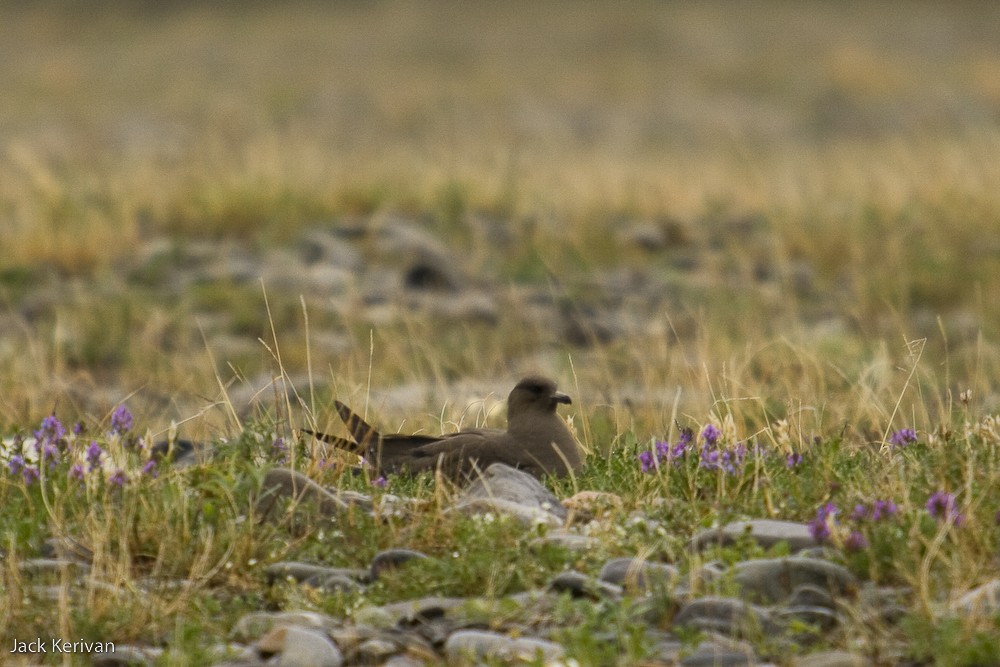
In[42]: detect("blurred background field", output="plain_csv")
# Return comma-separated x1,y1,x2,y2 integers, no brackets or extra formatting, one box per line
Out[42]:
2,0,1000,446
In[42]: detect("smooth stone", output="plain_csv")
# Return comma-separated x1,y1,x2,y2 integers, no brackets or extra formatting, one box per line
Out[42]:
673,596,775,636
91,645,161,666
256,468,373,519
955,578,1000,615
689,520,818,553
732,557,857,603
354,596,467,628
773,605,842,631
599,558,680,593
370,549,430,580
529,531,599,552
549,570,623,600
232,611,333,642
443,629,565,663
353,637,399,662
459,464,567,520
791,651,873,667
786,584,836,609
256,625,344,667
680,638,756,667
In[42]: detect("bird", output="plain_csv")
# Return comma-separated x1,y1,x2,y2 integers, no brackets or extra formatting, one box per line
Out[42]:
302,375,582,480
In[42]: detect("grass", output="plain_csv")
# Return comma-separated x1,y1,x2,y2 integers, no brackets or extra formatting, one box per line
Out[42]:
2,0,1000,664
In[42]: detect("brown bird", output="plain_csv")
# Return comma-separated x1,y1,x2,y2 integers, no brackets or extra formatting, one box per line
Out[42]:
303,376,582,479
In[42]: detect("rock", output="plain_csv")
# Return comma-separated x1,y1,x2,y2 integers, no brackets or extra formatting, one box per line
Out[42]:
599,558,680,594
461,464,567,518
680,637,757,667
786,584,836,609
255,468,373,520
689,520,818,553
353,596,467,628
265,562,369,589
549,570,623,600
529,531,598,552
773,605,841,632
296,228,363,271
256,625,344,667
443,629,564,664
232,611,334,642
673,596,776,637
791,651,872,667
41,536,94,563
370,549,430,580
91,645,162,666
452,463,566,527
955,578,1000,615
353,637,400,662
732,557,857,604
562,490,623,520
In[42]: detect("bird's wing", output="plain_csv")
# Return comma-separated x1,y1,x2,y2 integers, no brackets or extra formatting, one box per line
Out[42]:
300,429,364,453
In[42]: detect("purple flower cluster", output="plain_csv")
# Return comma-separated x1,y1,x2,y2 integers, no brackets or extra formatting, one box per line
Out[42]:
271,437,289,464
5,412,157,488
639,426,777,477
809,498,900,551
889,428,918,448
926,491,963,525
639,428,693,473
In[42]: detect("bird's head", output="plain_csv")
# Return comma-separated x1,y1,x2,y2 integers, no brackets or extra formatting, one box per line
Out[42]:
508,375,572,417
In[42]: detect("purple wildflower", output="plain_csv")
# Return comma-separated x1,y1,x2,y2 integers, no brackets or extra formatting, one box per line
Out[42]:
8,454,25,475
808,503,839,543
69,464,85,481
108,469,128,487
142,459,158,478
638,450,656,473
871,500,898,521
889,428,918,448
844,530,869,552
41,442,60,468
86,441,104,472
785,453,803,468
22,465,40,485
271,437,289,464
850,504,868,521
73,421,84,435
34,414,66,444
699,445,721,471
372,475,387,488
701,424,721,447
926,491,963,525
110,404,133,435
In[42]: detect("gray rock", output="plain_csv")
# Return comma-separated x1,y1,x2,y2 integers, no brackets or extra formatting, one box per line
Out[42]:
689,520,818,553
791,651,872,667
599,558,680,593
463,463,567,516
455,463,566,525
955,578,1000,615
353,596,467,628
232,611,334,642
255,468,373,520
549,570,623,600
773,605,841,631
673,596,776,637
450,497,564,528
443,629,565,664
680,638,757,667
370,549,430,580
256,625,344,667
297,228,363,271
529,531,598,552
353,637,400,662
786,584,836,608
265,562,369,589
91,645,162,666
732,557,857,604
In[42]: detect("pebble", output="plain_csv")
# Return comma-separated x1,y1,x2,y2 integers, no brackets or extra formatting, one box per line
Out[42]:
599,557,680,593
256,625,344,667
732,557,857,603
443,629,565,664
689,519,818,553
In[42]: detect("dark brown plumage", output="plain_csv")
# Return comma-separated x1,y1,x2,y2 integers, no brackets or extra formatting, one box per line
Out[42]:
303,376,582,479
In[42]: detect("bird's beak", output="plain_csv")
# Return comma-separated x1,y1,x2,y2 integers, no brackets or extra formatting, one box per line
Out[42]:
551,391,572,405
